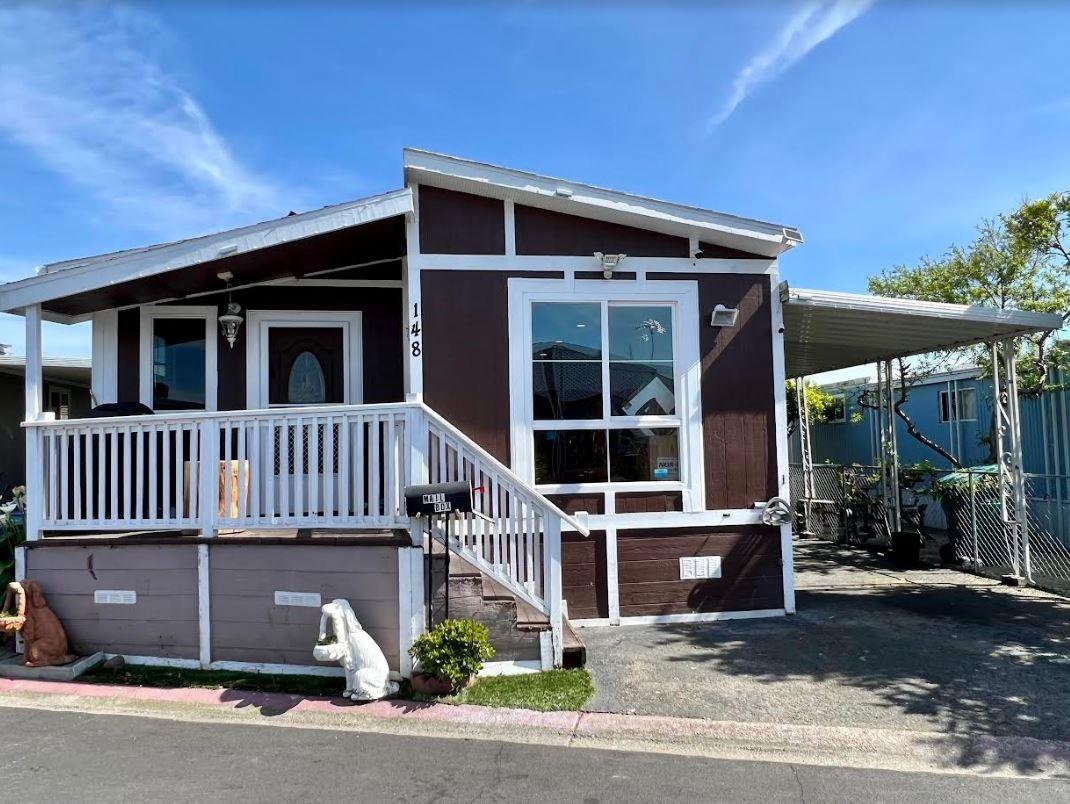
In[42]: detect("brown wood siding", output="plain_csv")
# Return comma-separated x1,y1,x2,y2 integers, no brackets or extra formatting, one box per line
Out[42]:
418,186,505,255
546,494,605,516
116,307,140,404
562,530,608,619
25,545,199,659
206,286,403,410
209,544,400,667
515,205,689,257
616,525,783,616
698,241,768,260
655,272,775,509
421,269,563,464
573,271,638,281
615,491,683,514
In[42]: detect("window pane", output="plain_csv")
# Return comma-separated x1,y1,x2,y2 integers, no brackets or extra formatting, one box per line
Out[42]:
609,428,680,482
152,318,205,410
610,362,675,416
532,302,601,360
287,351,327,404
609,305,673,361
958,388,977,420
533,362,602,420
533,430,608,485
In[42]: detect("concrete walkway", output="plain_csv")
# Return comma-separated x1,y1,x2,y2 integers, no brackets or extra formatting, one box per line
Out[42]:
582,538,1070,776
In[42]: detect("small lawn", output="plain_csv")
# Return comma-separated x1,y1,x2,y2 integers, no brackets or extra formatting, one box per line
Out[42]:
419,669,594,712
81,664,595,712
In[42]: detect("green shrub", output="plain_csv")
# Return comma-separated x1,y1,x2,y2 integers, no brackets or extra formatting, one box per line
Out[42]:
409,619,495,688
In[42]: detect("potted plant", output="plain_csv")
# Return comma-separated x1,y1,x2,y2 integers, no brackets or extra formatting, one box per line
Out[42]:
409,618,494,695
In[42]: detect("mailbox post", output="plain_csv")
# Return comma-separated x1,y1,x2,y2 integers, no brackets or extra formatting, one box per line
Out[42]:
403,481,473,629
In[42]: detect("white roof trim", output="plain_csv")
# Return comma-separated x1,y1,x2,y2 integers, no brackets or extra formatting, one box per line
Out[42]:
403,149,802,257
0,188,413,313
784,285,1064,376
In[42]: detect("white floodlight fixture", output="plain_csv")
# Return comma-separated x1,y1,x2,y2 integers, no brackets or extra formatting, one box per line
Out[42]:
710,304,740,328
594,252,626,279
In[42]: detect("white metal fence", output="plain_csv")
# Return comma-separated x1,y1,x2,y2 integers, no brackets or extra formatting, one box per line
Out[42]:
790,463,1070,593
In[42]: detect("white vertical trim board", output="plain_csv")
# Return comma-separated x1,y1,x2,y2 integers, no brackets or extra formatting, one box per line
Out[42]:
404,184,423,401
139,305,218,411
769,270,796,615
90,309,119,405
604,493,621,624
197,544,211,668
504,199,516,257
397,547,419,677
244,310,363,408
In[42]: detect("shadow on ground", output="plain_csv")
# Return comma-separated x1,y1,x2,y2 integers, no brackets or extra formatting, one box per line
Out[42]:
583,544,1070,775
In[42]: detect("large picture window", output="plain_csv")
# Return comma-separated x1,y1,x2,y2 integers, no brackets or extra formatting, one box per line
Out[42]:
529,299,682,487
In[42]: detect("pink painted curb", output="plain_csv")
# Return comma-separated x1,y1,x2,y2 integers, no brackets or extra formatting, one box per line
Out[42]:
0,677,581,730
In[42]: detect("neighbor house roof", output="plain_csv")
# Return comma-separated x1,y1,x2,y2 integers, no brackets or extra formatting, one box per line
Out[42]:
0,355,92,386
782,286,1064,376
403,149,802,258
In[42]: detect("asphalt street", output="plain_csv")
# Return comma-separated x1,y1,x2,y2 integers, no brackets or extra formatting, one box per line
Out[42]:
2,706,1067,803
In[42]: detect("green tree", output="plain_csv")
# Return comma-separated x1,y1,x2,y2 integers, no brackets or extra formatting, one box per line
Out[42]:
870,217,1070,394
867,206,1070,466
786,379,838,437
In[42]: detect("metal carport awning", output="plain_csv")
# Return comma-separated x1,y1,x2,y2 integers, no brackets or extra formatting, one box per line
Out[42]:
781,284,1064,584
781,285,1063,377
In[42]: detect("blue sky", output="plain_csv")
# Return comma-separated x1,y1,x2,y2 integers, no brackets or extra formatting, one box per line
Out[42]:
2,1,1069,360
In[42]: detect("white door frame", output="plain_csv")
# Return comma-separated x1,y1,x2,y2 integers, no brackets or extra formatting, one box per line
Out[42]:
245,310,363,409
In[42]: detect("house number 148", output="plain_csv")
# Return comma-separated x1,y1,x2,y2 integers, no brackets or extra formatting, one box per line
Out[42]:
411,302,421,357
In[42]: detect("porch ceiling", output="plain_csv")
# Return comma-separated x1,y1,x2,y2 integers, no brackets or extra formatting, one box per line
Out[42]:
0,188,411,319
782,285,1064,377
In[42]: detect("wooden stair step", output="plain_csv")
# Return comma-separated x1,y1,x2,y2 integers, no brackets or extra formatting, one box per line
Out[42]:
562,619,586,668
481,577,514,601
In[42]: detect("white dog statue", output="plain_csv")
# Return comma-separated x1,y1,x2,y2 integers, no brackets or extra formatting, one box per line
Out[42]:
313,598,399,701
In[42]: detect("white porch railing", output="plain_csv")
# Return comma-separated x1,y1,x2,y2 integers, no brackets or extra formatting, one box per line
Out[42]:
25,402,586,663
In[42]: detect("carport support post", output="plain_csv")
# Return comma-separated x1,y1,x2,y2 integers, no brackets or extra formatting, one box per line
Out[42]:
795,377,815,536
877,359,901,536
991,339,1031,584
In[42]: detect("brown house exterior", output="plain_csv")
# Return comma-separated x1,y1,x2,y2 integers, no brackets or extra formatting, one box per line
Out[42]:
1,150,802,677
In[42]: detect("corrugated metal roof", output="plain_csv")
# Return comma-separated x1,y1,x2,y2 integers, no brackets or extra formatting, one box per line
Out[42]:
783,286,1064,376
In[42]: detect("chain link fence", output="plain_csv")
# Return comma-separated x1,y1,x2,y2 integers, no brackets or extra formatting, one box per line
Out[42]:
790,463,1070,595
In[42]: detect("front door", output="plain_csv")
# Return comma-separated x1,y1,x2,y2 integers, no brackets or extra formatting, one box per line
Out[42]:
266,327,345,407
246,310,363,409
245,311,363,518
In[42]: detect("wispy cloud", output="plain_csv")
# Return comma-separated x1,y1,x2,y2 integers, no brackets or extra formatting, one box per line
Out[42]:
707,0,875,132
0,4,287,236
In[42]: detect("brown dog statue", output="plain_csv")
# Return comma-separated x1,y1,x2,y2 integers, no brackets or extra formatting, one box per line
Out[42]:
19,580,76,667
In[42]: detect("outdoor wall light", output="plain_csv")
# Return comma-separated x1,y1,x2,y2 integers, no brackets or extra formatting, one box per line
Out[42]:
594,251,627,279
216,271,244,348
710,304,740,328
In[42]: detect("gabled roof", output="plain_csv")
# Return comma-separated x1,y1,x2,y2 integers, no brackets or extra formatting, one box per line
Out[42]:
404,149,802,258
0,188,413,316
783,285,1065,376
